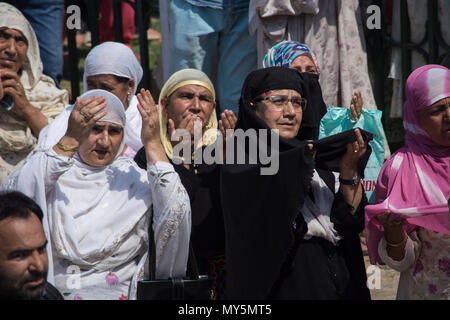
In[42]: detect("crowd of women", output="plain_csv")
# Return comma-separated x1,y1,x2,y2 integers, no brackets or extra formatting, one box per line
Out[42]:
0,3,449,300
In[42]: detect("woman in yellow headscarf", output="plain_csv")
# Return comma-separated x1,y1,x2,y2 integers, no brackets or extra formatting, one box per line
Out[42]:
134,68,236,299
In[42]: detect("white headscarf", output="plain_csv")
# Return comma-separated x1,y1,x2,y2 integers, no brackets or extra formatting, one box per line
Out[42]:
0,3,67,154
77,89,127,158
37,42,143,153
82,42,143,96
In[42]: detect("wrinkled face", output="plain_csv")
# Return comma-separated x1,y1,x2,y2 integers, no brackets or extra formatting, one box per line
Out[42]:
0,27,28,73
86,74,134,109
417,96,450,147
78,121,124,167
0,214,48,300
161,84,216,130
253,89,303,139
290,54,318,75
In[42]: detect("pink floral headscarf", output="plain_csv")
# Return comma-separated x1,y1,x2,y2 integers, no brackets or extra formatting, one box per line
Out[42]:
365,65,450,265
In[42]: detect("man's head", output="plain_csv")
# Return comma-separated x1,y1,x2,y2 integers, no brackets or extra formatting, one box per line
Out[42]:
0,191,48,300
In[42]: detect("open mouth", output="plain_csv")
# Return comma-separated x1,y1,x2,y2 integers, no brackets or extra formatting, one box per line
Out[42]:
94,150,109,156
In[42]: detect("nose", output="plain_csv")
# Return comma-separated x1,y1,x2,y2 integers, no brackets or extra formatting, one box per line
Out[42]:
189,96,201,113
29,250,46,274
283,100,296,117
98,129,110,146
4,38,17,56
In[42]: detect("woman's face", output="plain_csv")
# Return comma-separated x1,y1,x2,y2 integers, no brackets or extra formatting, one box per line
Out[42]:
86,74,134,109
417,96,450,146
78,121,124,167
253,89,303,139
161,84,216,130
289,54,318,75
0,27,28,73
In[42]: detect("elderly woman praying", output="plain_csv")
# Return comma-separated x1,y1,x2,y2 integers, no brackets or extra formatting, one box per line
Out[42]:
3,88,191,300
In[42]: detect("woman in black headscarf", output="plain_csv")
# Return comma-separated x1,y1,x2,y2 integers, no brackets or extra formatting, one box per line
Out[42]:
221,67,371,300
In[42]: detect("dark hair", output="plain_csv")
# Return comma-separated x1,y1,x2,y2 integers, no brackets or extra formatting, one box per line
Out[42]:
0,191,43,223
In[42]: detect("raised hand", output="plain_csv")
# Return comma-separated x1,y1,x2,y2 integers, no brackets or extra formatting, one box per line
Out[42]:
65,96,107,143
339,128,367,178
136,88,168,163
338,128,367,214
53,95,106,156
218,109,237,162
168,113,198,147
349,90,363,120
218,109,237,138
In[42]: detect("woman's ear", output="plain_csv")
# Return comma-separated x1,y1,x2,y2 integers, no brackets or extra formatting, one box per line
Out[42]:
128,78,135,94
160,98,168,115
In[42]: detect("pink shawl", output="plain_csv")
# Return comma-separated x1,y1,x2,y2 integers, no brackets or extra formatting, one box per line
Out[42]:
365,64,450,265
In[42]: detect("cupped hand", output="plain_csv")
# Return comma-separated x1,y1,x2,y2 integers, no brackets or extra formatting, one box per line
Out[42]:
219,109,237,141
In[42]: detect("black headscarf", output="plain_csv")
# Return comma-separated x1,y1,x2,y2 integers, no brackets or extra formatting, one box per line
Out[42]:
238,67,327,142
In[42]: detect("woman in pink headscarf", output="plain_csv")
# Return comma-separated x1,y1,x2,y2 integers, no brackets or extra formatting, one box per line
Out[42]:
365,64,450,300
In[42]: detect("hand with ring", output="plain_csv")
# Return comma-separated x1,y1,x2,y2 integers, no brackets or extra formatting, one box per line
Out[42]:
339,128,367,178
65,95,107,144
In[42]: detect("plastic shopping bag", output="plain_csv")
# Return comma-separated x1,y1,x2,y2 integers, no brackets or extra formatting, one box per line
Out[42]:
319,108,385,203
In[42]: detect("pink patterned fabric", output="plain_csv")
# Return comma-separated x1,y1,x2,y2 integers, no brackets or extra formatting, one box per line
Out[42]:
365,65,450,265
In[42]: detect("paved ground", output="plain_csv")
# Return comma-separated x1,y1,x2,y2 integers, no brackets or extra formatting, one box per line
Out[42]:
364,255,400,300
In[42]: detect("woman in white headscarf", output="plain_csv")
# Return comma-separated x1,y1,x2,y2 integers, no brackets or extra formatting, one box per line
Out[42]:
37,41,144,158
0,3,68,185
3,88,191,300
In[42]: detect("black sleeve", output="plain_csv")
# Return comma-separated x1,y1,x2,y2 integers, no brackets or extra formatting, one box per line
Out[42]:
330,188,367,238
133,146,147,170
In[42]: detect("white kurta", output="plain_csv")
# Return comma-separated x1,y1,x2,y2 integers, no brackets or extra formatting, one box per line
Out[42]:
3,148,191,300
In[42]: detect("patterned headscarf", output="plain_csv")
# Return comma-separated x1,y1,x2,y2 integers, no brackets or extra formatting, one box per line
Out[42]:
365,65,450,265
262,41,320,75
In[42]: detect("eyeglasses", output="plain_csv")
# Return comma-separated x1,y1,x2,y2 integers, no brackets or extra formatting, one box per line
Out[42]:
255,95,307,113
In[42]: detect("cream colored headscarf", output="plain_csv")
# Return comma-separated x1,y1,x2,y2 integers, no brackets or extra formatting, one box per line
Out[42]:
0,3,68,153
158,69,218,159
